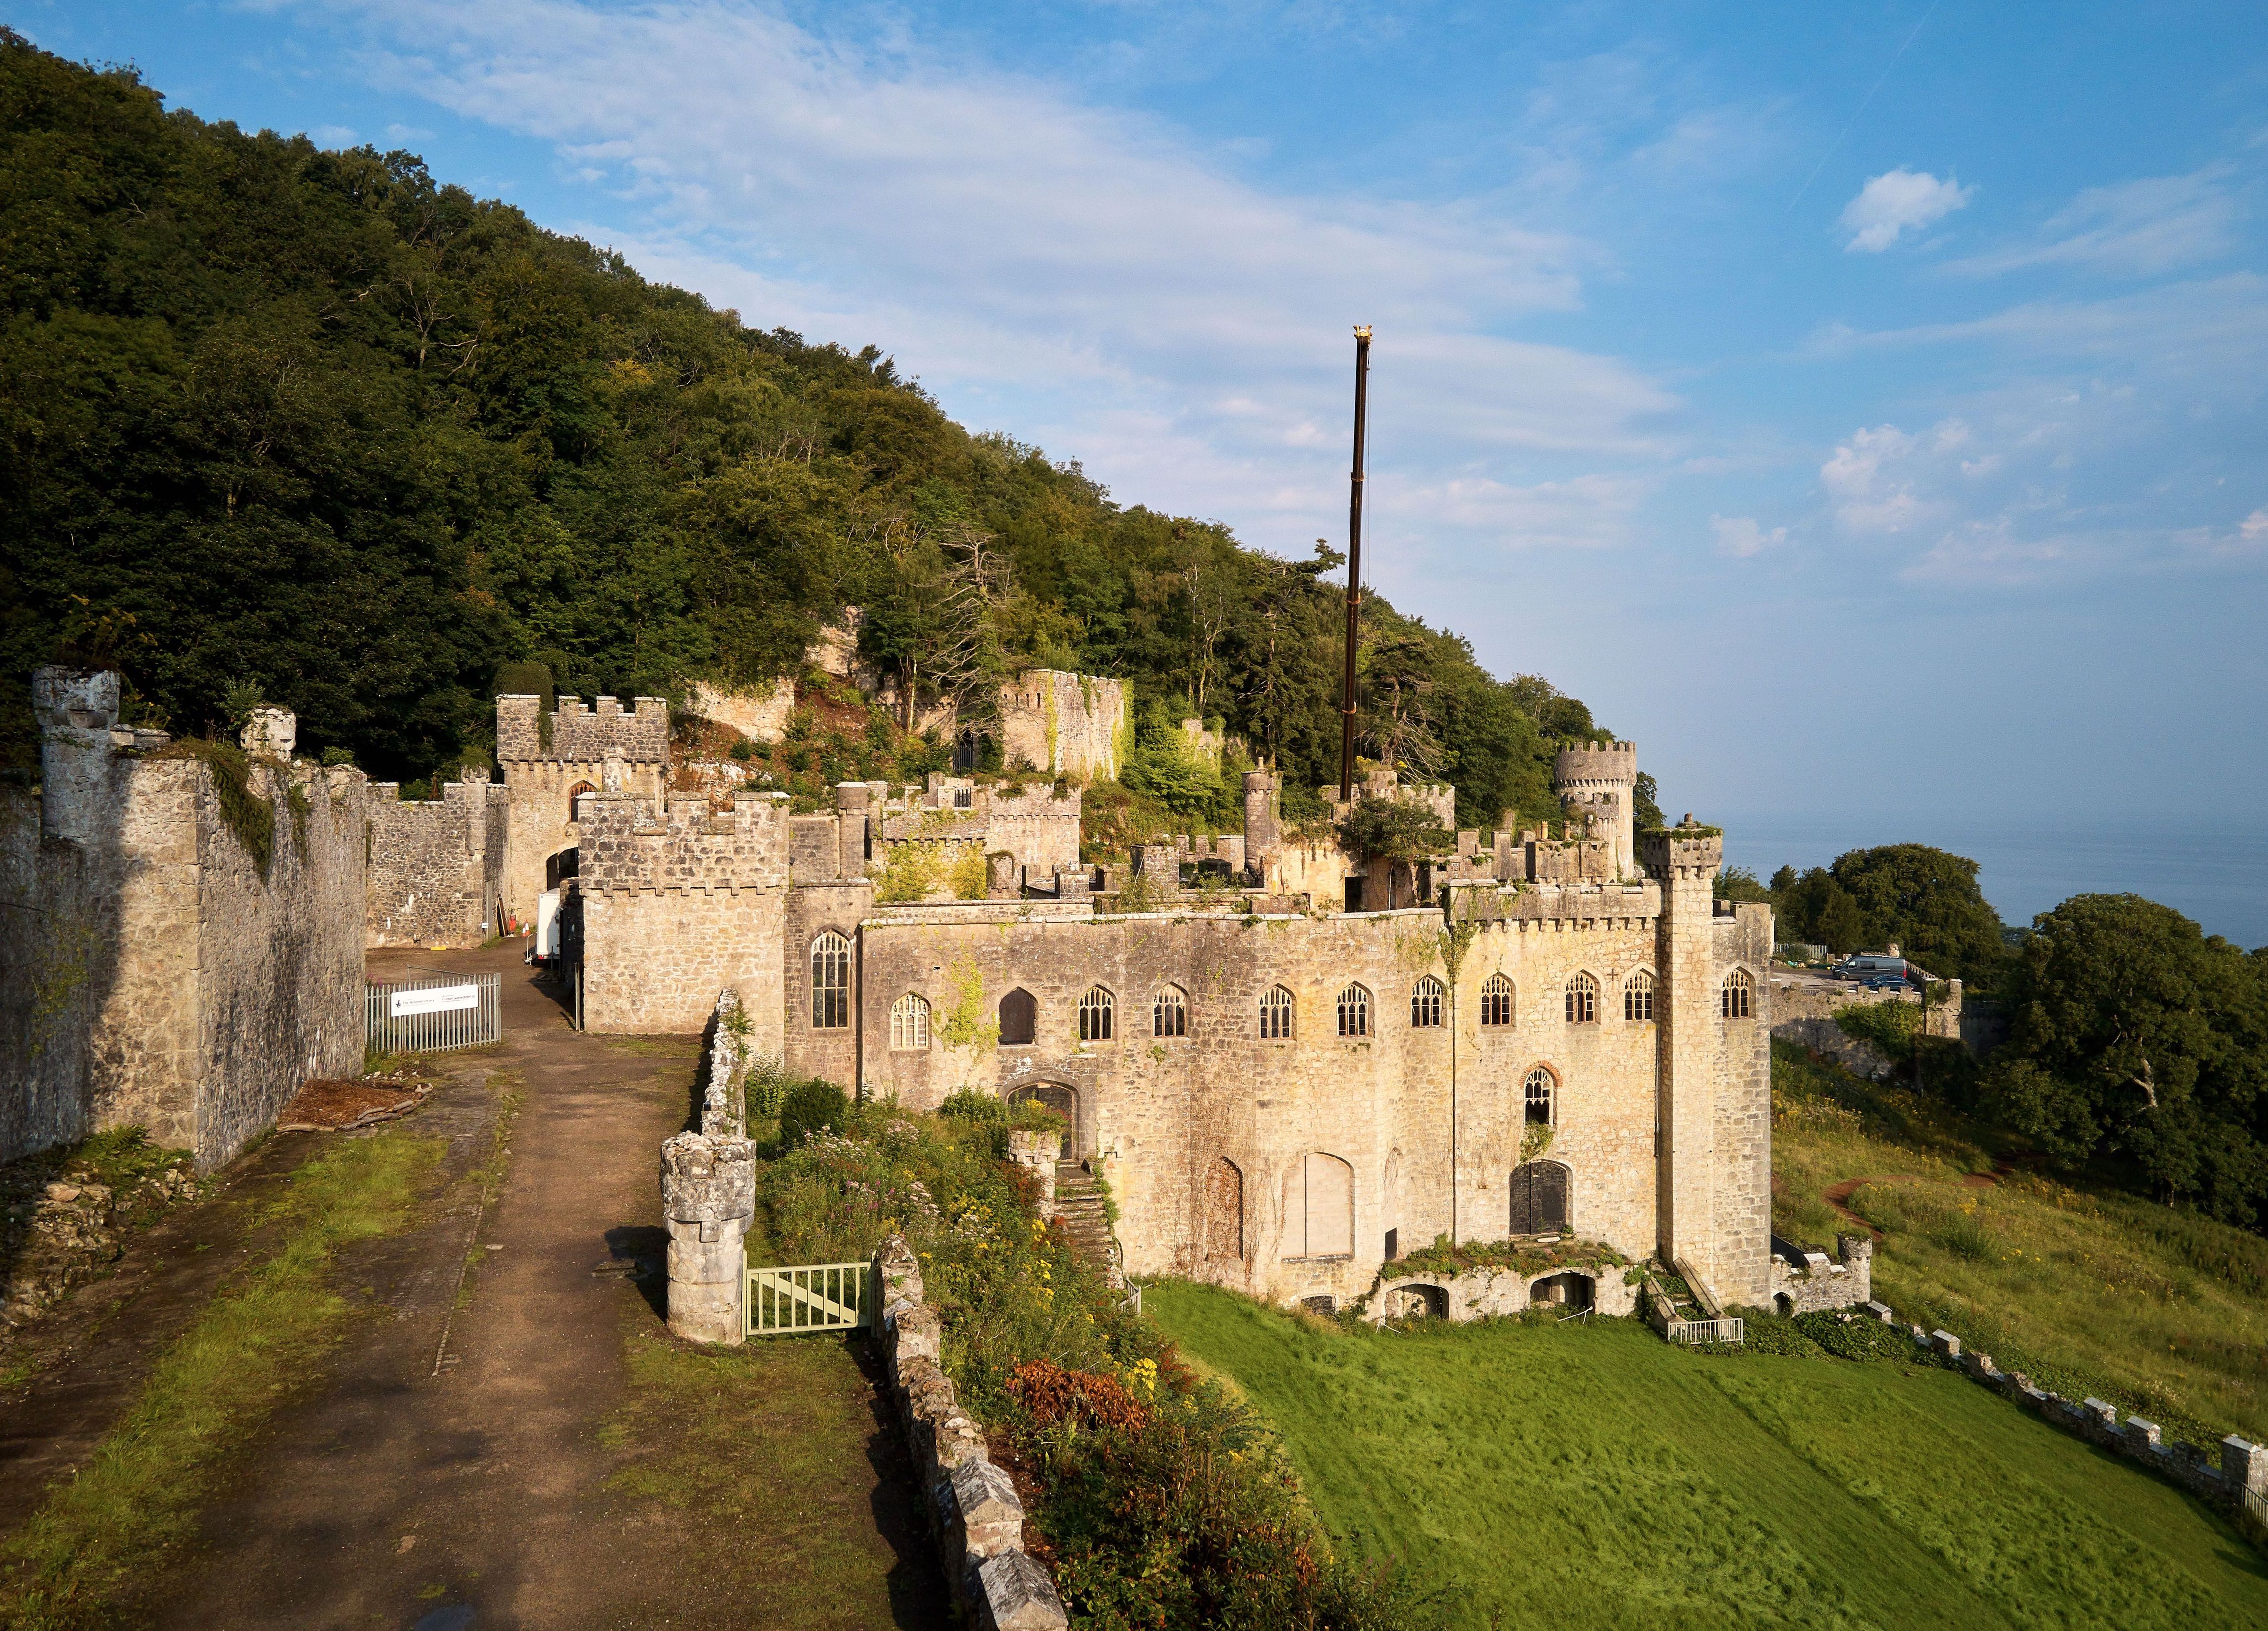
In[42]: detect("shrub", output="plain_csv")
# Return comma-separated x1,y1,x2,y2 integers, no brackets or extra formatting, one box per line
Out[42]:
775,1079,848,1149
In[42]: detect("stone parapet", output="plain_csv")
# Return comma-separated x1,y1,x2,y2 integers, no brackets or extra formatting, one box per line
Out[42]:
497,693,668,764
578,791,791,894
1640,822,1722,882
660,1132,755,1344
875,1235,1069,1631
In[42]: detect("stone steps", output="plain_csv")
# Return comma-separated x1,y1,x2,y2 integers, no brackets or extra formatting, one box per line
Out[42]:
1051,1163,1114,1268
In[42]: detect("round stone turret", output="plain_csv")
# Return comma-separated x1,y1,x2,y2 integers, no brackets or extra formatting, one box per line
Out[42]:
1553,740,1638,878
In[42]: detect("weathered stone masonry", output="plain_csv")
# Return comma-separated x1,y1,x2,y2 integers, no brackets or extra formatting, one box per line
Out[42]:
3,670,367,1169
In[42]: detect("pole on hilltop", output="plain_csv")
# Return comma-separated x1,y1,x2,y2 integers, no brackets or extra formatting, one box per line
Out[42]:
1338,326,1371,805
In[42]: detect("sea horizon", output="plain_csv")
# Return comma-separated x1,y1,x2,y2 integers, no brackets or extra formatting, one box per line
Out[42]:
1713,814,2268,952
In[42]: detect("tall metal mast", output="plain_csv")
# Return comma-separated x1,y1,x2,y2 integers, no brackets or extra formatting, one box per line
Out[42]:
1337,325,1372,805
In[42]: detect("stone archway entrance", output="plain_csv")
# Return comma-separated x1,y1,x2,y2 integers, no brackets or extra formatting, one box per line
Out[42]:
1008,1081,1083,1158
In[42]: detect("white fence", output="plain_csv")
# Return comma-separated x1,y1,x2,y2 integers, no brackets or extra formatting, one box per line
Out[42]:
1668,1316,1746,1346
365,972,503,1054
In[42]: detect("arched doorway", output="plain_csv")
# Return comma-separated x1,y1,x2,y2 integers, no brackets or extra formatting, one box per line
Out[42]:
1529,1270,1594,1311
1008,1081,1082,1158
545,847,579,890
1509,1160,1570,1236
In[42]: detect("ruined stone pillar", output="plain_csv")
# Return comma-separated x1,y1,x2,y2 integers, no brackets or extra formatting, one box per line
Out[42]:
241,706,297,760
661,1132,755,1344
986,850,1021,900
1005,1131,1061,1218
32,667,120,845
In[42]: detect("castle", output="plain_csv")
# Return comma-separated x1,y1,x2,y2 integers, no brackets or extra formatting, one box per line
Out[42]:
8,666,1782,1314
504,700,1777,1311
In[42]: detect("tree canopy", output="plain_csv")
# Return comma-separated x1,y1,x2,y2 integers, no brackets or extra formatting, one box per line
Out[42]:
0,33,1603,825
1983,894,2268,1229
1769,845,2007,983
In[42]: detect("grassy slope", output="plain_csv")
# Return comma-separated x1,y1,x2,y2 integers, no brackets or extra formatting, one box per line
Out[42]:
0,1127,445,1630
1151,1282,2268,1631
1771,1042,2268,1448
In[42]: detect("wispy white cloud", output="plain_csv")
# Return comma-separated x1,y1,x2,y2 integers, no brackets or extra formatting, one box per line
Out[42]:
1710,514,1786,557
1839,167,1973,253
328,0,1677,564
1947,165,2241,278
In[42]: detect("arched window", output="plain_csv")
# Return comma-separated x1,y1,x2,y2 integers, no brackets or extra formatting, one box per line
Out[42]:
1337,983,1371,1038
1410,975,1444,1029
1565,972,1598,1024
1481,973,1514,1028
1624,968,1656,1022
1523,1065,1556,1126
1281,1152,1354,1260
1722,968,1754,1019
810,932,851,1029
1509,1159,1570,1235
1259,985,1296,1040
1153,986,1188,1038
1078,986,1115,1042
566,780,597,822
1204,1157,1244,1263
999,988,1037,1046
890,993,931,1050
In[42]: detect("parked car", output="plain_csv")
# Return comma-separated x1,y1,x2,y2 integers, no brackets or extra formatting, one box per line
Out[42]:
1862,975,1917,994
1831,953,1910,982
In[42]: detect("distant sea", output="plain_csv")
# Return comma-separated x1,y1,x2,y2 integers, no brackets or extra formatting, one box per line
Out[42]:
1716,818,2268,951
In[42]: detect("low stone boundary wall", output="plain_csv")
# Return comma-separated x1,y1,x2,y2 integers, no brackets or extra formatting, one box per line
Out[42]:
1859,1301,2268,1529
875,1235,1069,1631
1770,1232,1873,1314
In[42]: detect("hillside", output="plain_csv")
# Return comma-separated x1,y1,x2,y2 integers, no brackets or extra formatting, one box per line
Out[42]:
1151,1282,2268,1631
1772,1037,2268,1449
0,32,1604,831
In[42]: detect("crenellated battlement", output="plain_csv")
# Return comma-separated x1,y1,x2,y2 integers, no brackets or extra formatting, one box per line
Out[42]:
1641,822,1723,883
577,790,792,894
496,692,669,765
1552,740,1637,788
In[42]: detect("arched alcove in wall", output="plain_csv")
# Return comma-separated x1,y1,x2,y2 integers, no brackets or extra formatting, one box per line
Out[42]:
1008,1080,1082,1158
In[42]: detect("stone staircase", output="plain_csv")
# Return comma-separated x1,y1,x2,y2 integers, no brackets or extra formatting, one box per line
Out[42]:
1052,1161,1116,1275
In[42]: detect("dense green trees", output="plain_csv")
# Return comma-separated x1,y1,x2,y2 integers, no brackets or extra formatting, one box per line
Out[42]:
1768,845,2006,983
0,34,1598,823
1982,895,2268,1228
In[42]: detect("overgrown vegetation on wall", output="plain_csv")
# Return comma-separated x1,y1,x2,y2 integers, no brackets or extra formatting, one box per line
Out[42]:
754,1098,1431,1627
0,33,1602,828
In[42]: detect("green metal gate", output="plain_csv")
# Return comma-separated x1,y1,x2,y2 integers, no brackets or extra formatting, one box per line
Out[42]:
746,1261,873,1336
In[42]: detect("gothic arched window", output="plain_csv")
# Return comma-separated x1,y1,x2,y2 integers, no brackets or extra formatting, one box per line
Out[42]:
1524,1065,1556,1126
1410,975,1444,1029
1259,985,1296,1040
1153,986,1188,1038
1078,986,1115,1042
890,993,931,1050
1722,968,1754,1019
1624,969,1655,1022
1481,973,1514,1028
1565,972,1598,1024
1337,983,1371,1038
810,932,851,1029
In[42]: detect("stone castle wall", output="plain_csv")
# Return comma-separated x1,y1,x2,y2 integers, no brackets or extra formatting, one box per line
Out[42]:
3,672,367,1170
496,694,669,919
576,790,792,1040
366,773,510,947
997,671,1127,782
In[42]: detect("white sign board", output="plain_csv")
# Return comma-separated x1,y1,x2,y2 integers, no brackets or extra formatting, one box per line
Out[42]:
390,984,480,1018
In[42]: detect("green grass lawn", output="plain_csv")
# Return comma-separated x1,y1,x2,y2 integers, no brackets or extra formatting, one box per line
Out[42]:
1771,1042,2268,1449
1150,1280,2268,1631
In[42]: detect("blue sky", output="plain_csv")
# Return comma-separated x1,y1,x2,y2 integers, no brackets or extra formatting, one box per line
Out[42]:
22,1,2268,859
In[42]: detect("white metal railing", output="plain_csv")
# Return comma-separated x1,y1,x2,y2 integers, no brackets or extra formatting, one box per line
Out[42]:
1668,1317,1745,1346
365,972,502,1054
746,1262,874,1336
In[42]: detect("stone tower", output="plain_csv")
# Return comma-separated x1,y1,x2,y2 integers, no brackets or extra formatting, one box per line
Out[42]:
1554,741,1638,879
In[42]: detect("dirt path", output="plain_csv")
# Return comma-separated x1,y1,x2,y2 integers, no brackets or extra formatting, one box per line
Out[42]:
0,1129,334,1531
7,942,941,1630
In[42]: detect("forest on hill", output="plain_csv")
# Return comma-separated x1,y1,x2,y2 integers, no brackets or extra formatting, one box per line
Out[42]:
0,33,1610,831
